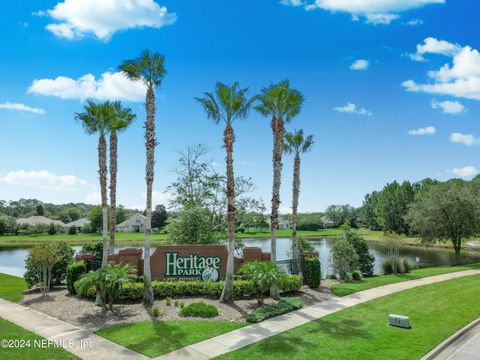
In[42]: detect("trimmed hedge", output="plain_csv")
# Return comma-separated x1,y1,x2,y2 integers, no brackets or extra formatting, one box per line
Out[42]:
303,257,321,289
247,297,303,323
75,275,303,300
66,260,87,295
180,301,219,318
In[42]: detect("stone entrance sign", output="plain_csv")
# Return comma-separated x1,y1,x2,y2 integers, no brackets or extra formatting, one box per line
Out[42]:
151,245,228,281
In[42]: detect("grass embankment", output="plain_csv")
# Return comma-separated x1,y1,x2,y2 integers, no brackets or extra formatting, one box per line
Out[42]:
331,263,480,297
0,228,344,246
218,274,480,360
0,317,78,359
96,320,245,358
0,273,27,302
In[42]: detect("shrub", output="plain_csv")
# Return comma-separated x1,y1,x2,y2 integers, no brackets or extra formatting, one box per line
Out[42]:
343,229,375,276
247,297,303,323
81,224,93,234
80,243,103,261
68,226,77,235
330,238,359,280
152,306,163,318
76,264,136,313
166,297,171,306
75,275,303,301
303,257,321,288
174,300,179,307
66,260,87,294
297,237,315,254
180,301,218,318
240,261,286,304
352,269,363,281
180,302,185,309
382,258,409,275
24,242,74,288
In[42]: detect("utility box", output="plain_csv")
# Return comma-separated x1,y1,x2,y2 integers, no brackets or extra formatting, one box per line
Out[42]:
388,314,411,329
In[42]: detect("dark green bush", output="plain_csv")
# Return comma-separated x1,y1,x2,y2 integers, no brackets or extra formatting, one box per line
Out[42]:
80,243,103,261
303,257,321,288
180,301,218,318
66,260,87,294
68,226,77,235
351,269,363,281
76,275,303,300
344,229,375,276
382,258,409,275
247,297,303,323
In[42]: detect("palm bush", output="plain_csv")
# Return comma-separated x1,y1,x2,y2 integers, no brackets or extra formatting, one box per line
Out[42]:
240,261,286,304
76,264,136,313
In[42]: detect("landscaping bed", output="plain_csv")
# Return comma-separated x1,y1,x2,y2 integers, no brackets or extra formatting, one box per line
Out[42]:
21,284,331,331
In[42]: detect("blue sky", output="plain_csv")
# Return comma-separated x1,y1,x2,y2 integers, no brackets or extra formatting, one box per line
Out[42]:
0,0,479,212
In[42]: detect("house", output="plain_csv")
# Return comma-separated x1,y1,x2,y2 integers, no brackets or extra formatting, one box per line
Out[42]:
16,216,65,227
63,218,90,230
117,213,146,233
320,216,334,228
266,217,291,230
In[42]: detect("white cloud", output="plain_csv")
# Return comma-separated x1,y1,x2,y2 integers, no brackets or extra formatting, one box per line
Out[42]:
333,102,372,116
350,59,369,70
450,133,480,146
449,166,480,178
1,170,90,191
0,101,45,114
405,18,423,26
403,38,480,100
407,37,461,62
431,100,466,114
140,190,174,207
280,0,304,6
408,126,436,136
28,71,147,102
297,0,444,24
365,13,399,25
43,0,176,41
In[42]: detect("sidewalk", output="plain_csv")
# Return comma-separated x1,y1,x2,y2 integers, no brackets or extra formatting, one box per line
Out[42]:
154,269,480,360
0,298,147,360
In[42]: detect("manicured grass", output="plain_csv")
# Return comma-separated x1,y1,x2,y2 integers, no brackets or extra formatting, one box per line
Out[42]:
218,274,480,360
0,229,336,246
0,317,78,359
95,320,245,357
331,262,480,297
0,273,27,303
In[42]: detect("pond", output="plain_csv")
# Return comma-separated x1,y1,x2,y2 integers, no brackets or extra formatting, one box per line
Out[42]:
1,238,480,278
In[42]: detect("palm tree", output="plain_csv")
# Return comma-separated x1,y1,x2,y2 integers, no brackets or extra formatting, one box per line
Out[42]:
119,50,165,306
284,129,314,259
195,82,256,303
75,101,111,266
255,81,304,264
107,102,136,253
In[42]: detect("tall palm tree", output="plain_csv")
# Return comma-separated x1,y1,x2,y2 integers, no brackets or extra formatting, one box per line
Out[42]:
255,81,304,265
195,82,256,303
284,129,314,259
119,50,165,306
108,102,136,253
75,101,111,266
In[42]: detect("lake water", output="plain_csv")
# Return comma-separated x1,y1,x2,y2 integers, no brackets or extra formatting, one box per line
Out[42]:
2,238,480,278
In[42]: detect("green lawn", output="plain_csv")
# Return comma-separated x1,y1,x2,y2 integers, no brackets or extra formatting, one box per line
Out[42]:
0,273,27,303
217,274,480,360
331,262,480,296
0,228,339,246
0,317,78,360
96,320,245,358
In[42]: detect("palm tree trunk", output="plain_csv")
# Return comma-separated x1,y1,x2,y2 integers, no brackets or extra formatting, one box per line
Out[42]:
270,117,284,299
291,153,301,259
220,124,235,303
270,117,285,263
144,86,155,306
99,133,109,266
109,130,118,254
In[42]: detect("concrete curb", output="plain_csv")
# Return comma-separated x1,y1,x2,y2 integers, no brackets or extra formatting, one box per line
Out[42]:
421,317,480,360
